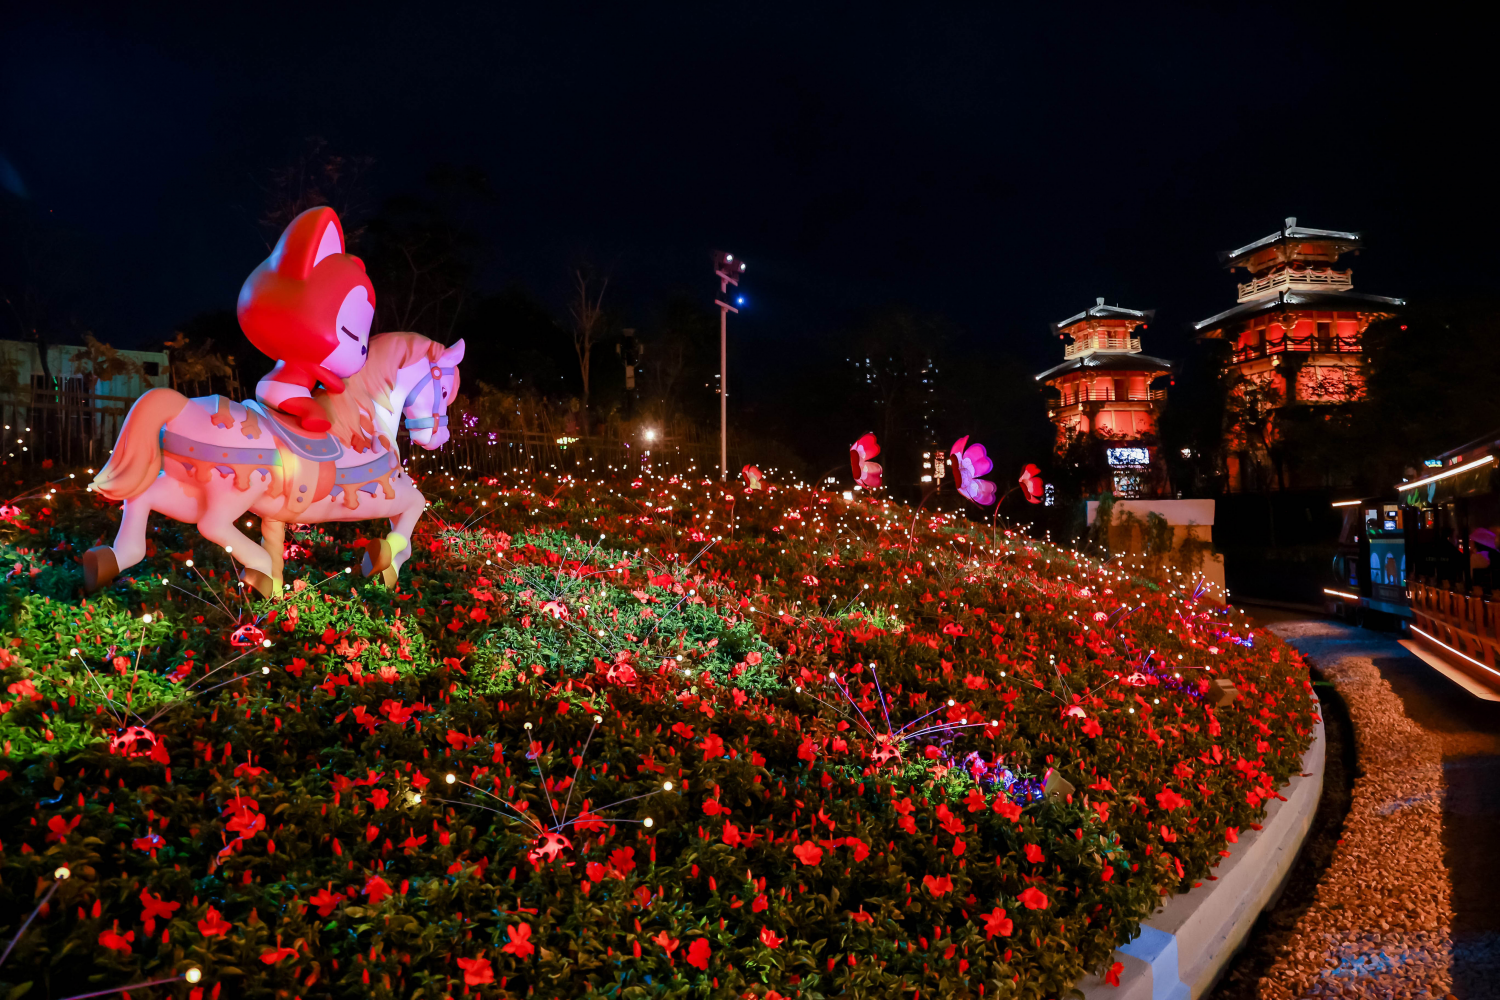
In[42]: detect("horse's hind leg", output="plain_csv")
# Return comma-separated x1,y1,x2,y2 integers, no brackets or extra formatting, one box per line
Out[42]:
196,474,276,598
84,477,169,592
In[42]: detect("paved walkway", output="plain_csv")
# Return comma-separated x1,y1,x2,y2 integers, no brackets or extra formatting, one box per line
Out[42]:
1227,610,1500,1000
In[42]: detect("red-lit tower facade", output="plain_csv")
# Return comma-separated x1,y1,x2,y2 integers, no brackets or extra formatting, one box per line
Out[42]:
1193,218,1403,491
1037,298,1173,498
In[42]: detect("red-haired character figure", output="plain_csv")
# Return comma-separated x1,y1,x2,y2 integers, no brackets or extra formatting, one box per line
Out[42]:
237,206,376,431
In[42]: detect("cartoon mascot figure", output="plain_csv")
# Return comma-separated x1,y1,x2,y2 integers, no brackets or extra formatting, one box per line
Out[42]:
237,206,375,431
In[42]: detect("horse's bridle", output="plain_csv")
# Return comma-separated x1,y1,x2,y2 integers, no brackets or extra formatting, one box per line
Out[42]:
401,363,454,431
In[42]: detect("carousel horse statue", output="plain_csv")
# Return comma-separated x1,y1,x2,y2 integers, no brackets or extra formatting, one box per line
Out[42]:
84,331,463,597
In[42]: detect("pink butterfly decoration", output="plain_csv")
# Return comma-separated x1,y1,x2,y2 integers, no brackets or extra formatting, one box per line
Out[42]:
949,436,996,505
1019,464,1045,504
850,433,883,490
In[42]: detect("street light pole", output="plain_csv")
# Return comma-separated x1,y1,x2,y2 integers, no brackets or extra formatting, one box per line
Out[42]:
712,251,745,481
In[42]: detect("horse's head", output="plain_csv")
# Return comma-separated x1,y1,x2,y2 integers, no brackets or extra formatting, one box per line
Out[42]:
402,339,464,449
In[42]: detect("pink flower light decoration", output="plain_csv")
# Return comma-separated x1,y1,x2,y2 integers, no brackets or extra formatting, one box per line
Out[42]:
850,433,883,490
1019,464,1044,504
741,465,763,491
949,436,996,505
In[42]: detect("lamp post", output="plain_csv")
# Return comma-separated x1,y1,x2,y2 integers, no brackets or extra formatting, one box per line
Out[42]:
712,251,746,481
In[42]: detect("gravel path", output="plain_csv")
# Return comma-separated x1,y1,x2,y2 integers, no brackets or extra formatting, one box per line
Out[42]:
1219,614,1500,1000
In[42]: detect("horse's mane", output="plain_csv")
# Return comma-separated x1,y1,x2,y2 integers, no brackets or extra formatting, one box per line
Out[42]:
316,332,442,447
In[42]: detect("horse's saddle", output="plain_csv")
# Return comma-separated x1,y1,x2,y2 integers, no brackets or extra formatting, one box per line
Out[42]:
244,400,344,462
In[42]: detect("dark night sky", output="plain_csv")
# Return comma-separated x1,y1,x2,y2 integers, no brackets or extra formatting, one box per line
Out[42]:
1,4,1492,395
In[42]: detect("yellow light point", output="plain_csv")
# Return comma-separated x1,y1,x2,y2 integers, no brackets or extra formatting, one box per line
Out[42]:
446,773,457,784
185,969,203,985
55,866,71,880
643,817,654,828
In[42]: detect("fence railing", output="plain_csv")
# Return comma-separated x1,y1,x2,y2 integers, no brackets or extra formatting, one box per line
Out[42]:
1053,386,1168,405
1063,335,1141,358
1236,267,1352,301
1408,576,1500,695
1231,334,1361,364
1,388,138,468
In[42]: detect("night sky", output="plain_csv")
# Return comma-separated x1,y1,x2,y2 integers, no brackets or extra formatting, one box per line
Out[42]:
1,5,1490,396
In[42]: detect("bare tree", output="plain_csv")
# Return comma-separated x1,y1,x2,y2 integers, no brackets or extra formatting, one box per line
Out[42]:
568,267,610,418
256,137,375,251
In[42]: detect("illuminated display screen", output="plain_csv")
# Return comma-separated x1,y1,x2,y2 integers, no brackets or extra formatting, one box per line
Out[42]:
1106,447,1150,467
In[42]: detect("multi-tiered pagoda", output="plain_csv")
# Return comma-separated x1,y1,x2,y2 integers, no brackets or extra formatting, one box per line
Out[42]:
1036,299,1172,498
1193,218,1403,491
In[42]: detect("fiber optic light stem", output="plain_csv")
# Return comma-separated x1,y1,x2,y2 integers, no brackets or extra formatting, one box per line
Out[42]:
715,297,738,481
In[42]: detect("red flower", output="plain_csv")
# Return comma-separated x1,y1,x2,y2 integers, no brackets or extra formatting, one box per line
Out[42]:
686,938,712,971
502,923,535,960
99,925,134,954
1018,886,1050,910
45,814,81,843
1105,961,1124,987
699,732,724,758
1155,787,1188,812
458,954,496,984
652,931,679,957
1018,464,1044,504
722,821,743,847
1024,843,1043,864
197,905,232,937
797,738,817,763
309,886,341,917
363,875,393,906
981,907,1013,939
994,799,1023,822
1082,716,1104,738
792,842,823,866
139,889,179,935
922,873,953,897
261,946,299,965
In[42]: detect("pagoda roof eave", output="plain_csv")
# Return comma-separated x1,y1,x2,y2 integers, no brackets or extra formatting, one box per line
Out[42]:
1219,225,1363,268
1034,352,1175,382
1050,303,1155,334
1191,290,1405,336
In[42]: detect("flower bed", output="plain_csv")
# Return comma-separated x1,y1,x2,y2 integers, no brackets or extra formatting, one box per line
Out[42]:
0,469,1318,1000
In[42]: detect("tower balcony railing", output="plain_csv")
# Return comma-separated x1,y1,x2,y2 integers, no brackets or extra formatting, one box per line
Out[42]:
1230,333,1361,364
1053,386,1168,406
1236,267,1353,302
1063,335,1141,358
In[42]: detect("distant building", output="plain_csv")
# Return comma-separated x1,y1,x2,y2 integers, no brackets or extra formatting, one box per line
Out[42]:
1193,218,1403,491
1036,299,1173,498
0,340,171,465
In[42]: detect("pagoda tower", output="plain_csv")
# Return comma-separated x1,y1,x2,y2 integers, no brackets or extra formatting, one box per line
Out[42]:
1036,298,1173,498
1192,218,1403,491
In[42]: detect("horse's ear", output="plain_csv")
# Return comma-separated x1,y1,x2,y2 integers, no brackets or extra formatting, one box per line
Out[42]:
269,206,344,281
438,339,466,366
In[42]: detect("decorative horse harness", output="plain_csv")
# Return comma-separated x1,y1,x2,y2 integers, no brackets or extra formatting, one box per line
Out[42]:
400,363,453,432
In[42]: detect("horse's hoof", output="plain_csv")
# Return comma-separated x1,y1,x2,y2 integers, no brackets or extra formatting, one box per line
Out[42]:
380,565,399,588
82,546,118,593
239,566,274,599
362,538,394,577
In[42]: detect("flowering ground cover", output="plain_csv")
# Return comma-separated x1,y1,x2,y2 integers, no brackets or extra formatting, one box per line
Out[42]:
0,468,1318,1000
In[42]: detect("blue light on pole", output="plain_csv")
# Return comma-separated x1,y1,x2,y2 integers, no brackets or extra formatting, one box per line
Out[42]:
736,295,746,306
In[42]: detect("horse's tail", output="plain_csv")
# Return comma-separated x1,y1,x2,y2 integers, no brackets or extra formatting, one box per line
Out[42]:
91,387,189,502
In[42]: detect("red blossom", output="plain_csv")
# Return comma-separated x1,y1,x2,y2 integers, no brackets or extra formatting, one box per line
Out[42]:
922,873,953,897
309,887,341,917
760,926,784,948
1105,961,1125,987
458,954,497,983
793,841,824,866
197,906,232,937
1156,787,1188,811
99,925,134,954
363,875,394,905
981,907,1013,939
1018,886,1050,910
503,923,535,960
686,938,712,970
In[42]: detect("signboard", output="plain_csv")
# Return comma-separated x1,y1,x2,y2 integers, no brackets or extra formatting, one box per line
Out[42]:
1106,447,1149,468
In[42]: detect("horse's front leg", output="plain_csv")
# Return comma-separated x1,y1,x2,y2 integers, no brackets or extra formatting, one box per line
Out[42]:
196,472,277,598
366,487,427,586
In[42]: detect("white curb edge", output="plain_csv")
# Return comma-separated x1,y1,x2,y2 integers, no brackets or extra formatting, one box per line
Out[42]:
1077,715,1327,1000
